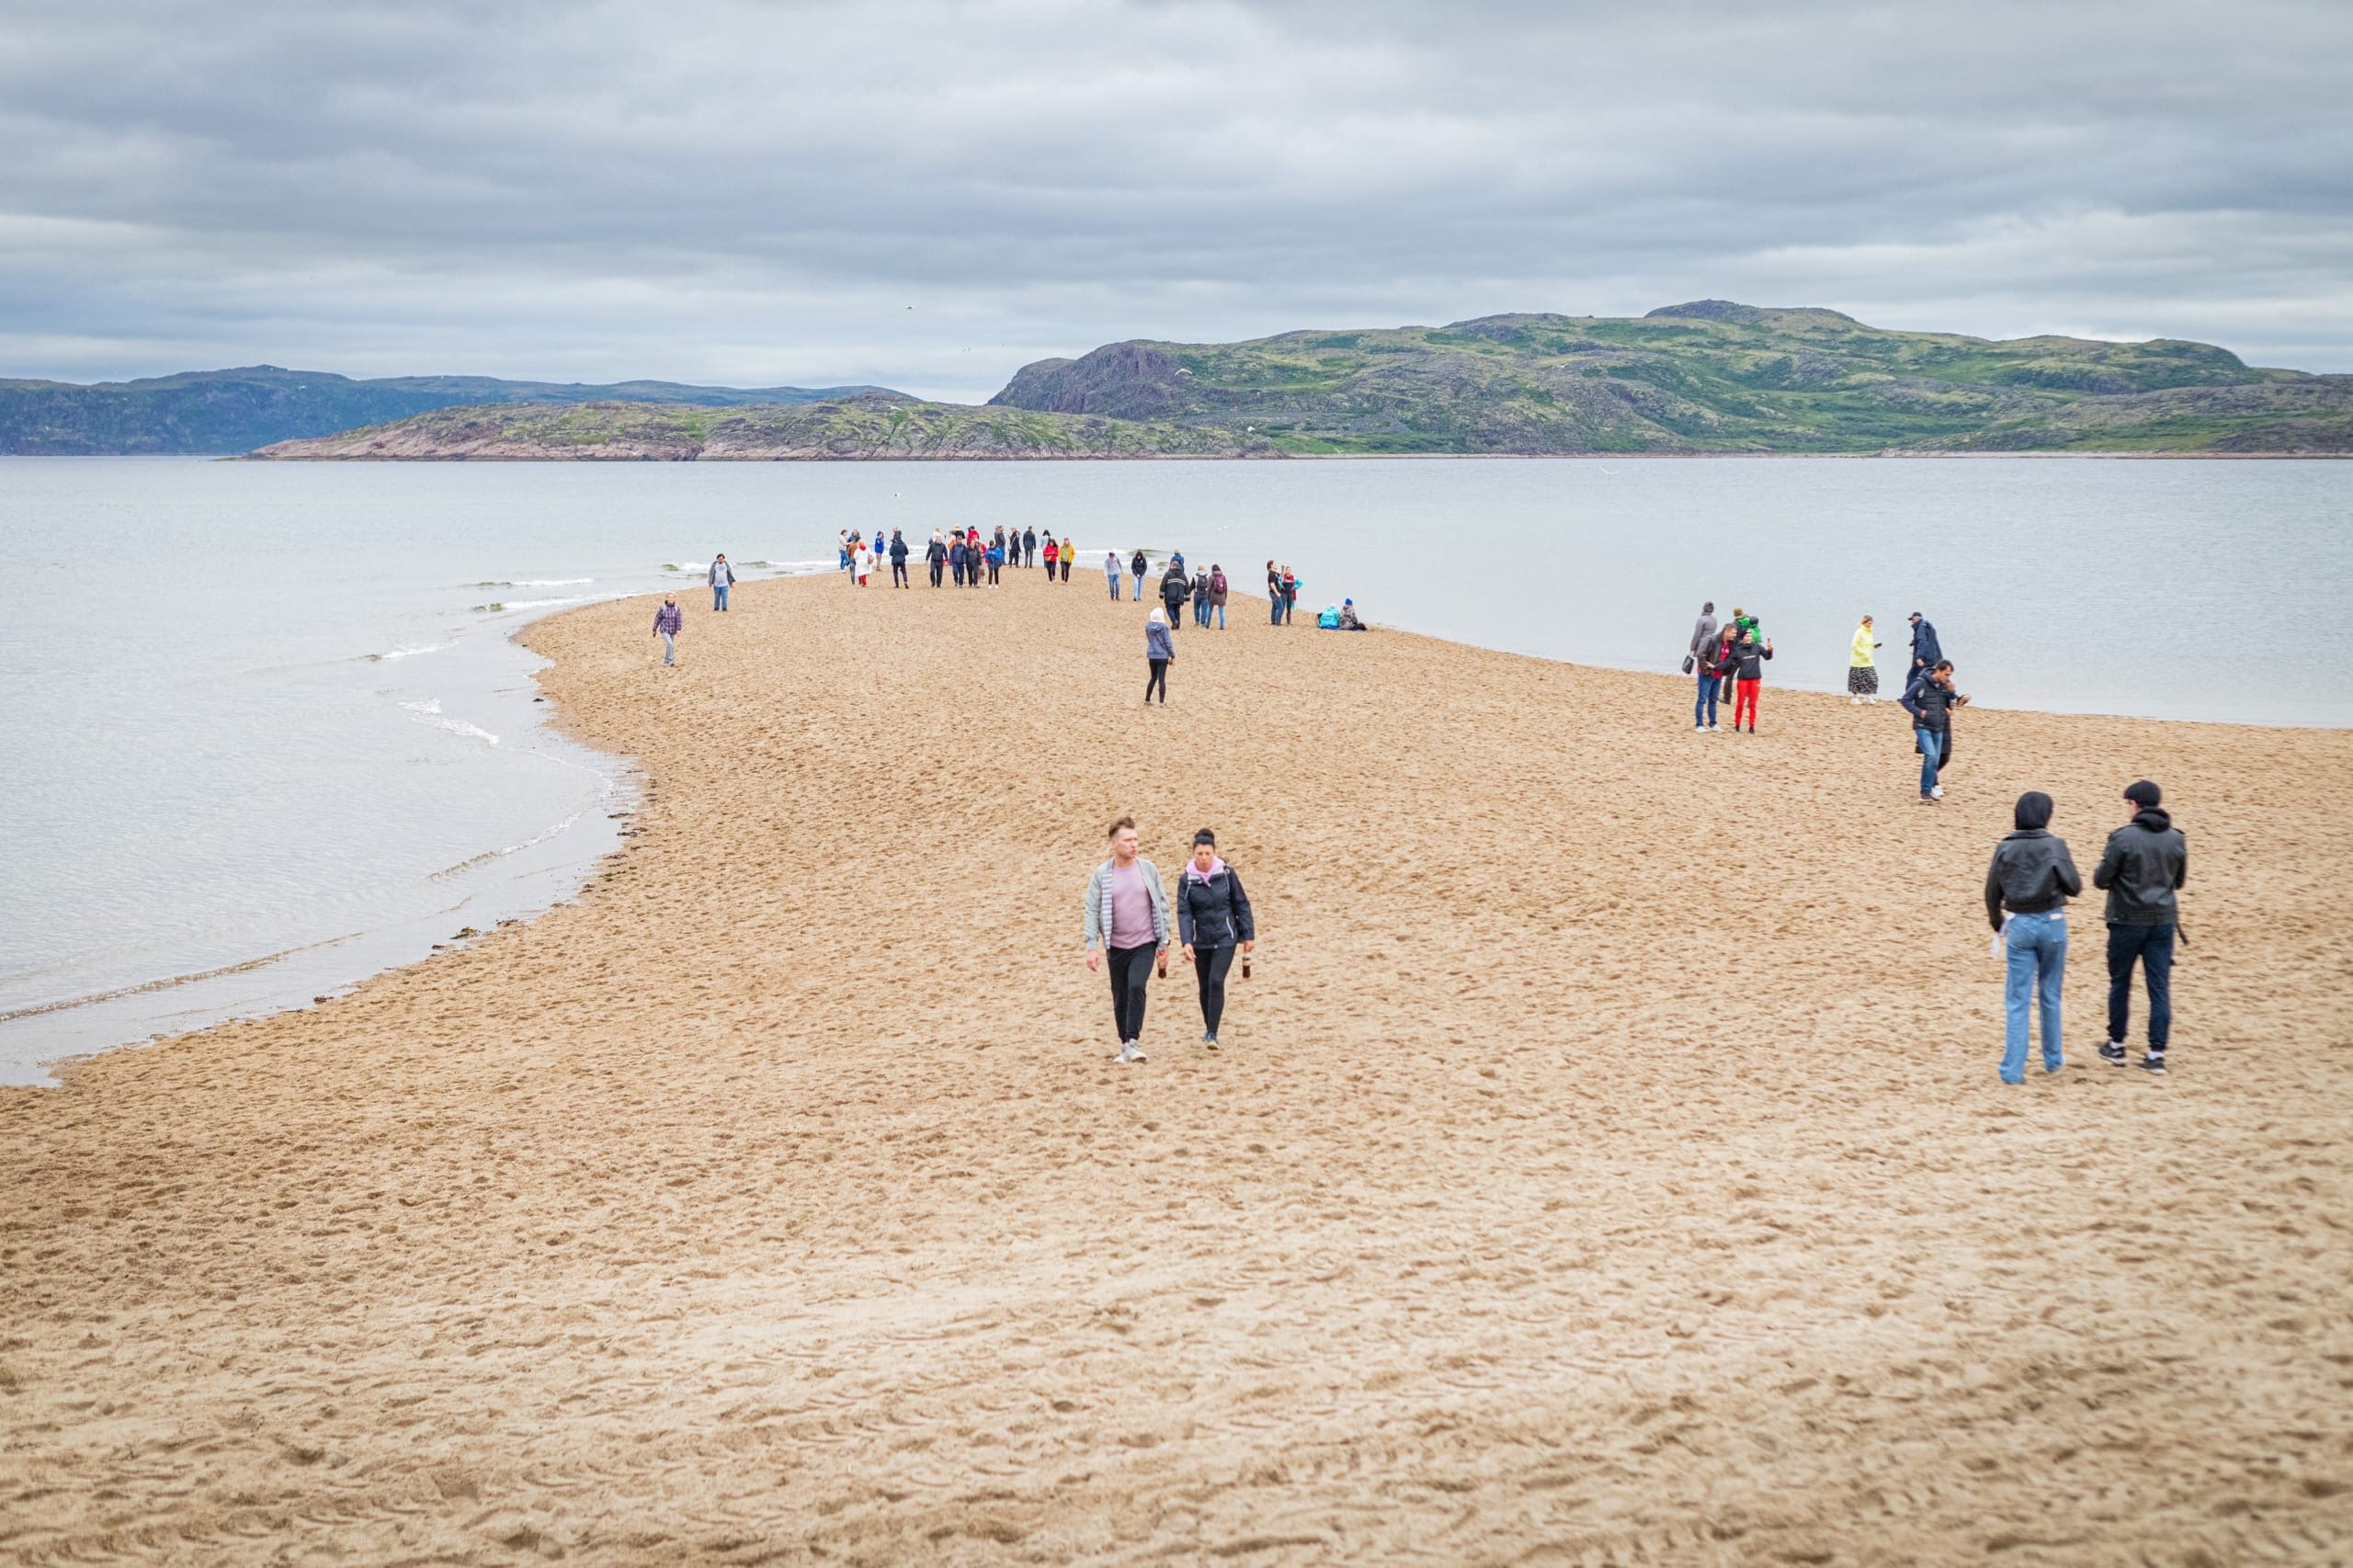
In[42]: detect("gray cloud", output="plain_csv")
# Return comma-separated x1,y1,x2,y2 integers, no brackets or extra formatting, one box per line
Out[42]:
3,0,2348,397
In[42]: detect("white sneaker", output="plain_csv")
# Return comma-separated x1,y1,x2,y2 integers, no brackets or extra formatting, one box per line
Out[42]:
1850,696,1862,705
1931,785,1944,800
1707,723,1720,732
1118,1041,1146,1063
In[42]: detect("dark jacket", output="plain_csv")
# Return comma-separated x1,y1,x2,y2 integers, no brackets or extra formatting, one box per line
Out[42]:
926,539,947,563
1161,570,1188,609
1176,864,1255,948
1728,639,1772,680
889,536,908,562
1984,829,2083,929
1911,618,1942,670
1131,551,1148,577
1901,675,1964,732
2093,809,2187,926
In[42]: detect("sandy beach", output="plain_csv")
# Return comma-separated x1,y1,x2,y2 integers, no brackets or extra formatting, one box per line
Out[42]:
5,567,2351,1565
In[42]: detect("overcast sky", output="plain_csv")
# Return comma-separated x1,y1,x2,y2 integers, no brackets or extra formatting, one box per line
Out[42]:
3,0,2348,400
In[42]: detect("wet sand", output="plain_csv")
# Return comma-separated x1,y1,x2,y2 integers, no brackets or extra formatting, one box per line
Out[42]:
6,568,2351,1564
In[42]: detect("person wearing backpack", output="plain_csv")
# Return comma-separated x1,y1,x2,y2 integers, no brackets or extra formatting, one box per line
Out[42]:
1984,790,2084,1083
1191,565,1211,626
1160,562,1189,627
1209,564,1229,629
2095,779,2188,1074
1176,828,1256,1047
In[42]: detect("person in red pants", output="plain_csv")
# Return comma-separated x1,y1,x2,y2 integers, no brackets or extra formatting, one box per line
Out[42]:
1727,629,1774,733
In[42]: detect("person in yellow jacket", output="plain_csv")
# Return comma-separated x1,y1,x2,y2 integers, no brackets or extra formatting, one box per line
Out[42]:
1849,616,1882,704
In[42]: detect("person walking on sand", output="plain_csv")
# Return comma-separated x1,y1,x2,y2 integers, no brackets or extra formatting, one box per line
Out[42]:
1687,601,1720,731
1209,564,1228,629
1131,549,1149,603
1900,659,1967,802
1160,561,1189,627
926,530,947,587
986,538,1004,585
1908,611,1943,684
949,535,968,586
710,553,735,611
1060,538,1074,581
852,539,872,587
652,595,683,665
889,529,910,588
1024,527,1038,568
1726,628,1773,733
1106,550,1123,600
1085,817,1169,1063
837,530,850,573
1177,828,1255,1047
1849,616,1882,704
1986,790,2083,1084
1143,606,1175,704
2095,780,2188,1074
1191,564,1211,627
1042,534,1059,579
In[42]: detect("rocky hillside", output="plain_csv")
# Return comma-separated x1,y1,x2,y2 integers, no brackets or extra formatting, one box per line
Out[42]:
1,366,904,455
987,301,2353,454
247,393,1279,460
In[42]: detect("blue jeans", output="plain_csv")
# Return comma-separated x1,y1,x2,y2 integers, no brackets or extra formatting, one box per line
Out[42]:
1108,575,1120,600
1695,669,1718,727
1214,602,1225,629
2001,911,2067,1081
661,631,676,665
1271,596,1282,624
712,585,728,611
1915,726,1941,795
1134,571,1146,600
2107,923,2175,1051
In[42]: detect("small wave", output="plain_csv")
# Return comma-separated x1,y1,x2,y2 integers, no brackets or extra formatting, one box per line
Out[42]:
472,594,605,612
400,699,499,746
472,577,595,588
430,808,586,880
0,935,358,1024
369,642,454,662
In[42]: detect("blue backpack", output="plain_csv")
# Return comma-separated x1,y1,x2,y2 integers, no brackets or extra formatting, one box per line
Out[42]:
1317,605,1341,629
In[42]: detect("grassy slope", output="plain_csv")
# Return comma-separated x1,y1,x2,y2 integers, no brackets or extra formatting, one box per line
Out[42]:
248,393,1279,460
986,303,2353,454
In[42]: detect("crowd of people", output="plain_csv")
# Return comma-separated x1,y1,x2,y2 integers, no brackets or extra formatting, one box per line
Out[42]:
832,526,1085,589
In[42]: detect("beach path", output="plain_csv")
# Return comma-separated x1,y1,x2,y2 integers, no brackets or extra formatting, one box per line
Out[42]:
5,570,2351,1564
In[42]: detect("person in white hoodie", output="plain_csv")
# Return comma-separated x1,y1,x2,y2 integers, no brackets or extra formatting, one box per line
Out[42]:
852,540,872,586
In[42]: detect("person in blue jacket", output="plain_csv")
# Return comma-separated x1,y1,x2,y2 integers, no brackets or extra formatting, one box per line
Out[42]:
1908,611,1943,683
1143,607,1174,704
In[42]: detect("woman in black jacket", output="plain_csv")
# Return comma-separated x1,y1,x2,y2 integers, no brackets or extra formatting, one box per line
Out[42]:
1985,790,2082,1084
1176,828,1256,1046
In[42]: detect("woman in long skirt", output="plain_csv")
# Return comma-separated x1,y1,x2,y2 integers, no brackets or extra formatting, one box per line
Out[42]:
1849,615,1882,704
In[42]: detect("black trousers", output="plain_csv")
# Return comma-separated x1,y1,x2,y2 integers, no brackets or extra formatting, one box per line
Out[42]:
1145,658,1168,702
929,561,943,586
1060,560,1071,581
1107,942,1154,1043
2107,923,2176,1051
1194,943,1236,1036
892,562,908,585
951,563,964,585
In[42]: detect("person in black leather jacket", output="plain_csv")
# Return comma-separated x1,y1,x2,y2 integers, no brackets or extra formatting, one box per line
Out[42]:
1176,828,1256,1047
1986,791,2084,1084
2094,779,2188,1074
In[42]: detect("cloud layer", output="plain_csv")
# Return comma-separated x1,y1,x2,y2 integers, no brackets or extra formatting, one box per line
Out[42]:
4,0,2348,397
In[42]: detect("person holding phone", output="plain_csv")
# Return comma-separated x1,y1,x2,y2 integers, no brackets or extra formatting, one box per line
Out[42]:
1176,828,1255,1047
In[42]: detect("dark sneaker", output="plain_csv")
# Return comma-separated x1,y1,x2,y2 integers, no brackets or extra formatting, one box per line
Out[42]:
2099,1041,2128,1065
2138,1052,2167,1075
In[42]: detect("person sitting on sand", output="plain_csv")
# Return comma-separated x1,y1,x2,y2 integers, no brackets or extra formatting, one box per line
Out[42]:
1085,816,1169,1064
1336,599,1366,631
1985,790,2082,1084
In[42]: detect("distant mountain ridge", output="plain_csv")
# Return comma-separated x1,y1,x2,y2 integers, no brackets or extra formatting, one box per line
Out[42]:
985,302,2352,453
0,366,907,455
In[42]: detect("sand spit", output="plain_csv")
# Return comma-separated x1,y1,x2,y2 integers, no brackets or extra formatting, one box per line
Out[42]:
5,571,2350,1564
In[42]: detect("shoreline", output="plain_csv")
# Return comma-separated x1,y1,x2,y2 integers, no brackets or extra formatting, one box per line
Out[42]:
6,569,2350,1562
231,448,2353,462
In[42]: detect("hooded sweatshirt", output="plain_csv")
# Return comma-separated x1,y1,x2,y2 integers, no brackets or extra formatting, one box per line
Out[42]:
1850,624,1877,667
2093,808,2188,926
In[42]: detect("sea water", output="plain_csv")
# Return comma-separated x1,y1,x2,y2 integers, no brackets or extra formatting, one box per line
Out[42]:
2,456,2347,1082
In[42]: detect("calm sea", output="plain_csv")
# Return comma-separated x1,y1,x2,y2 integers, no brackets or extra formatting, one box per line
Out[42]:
3,456,2347,1082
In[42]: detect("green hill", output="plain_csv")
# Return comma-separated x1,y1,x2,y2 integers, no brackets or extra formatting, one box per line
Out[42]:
247,393,1277,460
986,301,2353,454
0,366,905,456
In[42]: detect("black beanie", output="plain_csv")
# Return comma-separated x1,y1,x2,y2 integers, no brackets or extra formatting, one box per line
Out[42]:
2124,780,2163,809
1193,827,1217,846
2013,791,2053,831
